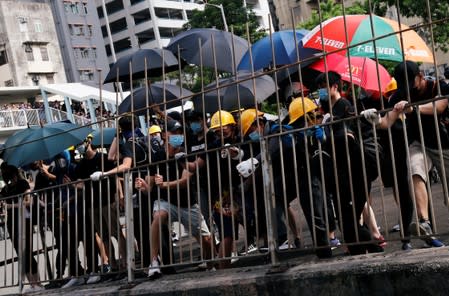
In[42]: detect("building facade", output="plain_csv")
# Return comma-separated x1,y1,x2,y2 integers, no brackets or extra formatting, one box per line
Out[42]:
0,0,67,87
50,0,110,87
95,0,272,66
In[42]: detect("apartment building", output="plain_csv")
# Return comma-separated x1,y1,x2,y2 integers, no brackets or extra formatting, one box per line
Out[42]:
0,0,67,87
95,0,272,66
50,0,110,87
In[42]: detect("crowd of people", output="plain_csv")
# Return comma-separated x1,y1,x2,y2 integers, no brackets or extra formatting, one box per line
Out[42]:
0,61,449,291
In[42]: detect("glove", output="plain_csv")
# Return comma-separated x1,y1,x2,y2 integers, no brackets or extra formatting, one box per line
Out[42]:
361,108,381,126
307,126,326,143
175,152,187,161
236,158,259,178
90,171,103,181
221,144,231,158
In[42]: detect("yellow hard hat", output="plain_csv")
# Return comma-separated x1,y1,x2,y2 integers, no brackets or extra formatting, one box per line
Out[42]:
87,133,93,139
288,97,318,124
384,78,397,96
240,109,264,136
148,125,162,135
210,110,236,129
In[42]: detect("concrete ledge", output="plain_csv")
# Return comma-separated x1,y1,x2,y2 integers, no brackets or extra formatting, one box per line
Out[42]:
36,247,449,296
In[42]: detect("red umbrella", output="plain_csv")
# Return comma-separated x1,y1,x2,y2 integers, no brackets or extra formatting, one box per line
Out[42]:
309,54,391,96
302,15,433,63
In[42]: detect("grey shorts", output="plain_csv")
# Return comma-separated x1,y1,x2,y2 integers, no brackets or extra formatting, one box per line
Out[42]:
409,141,449,189
153,200,210,238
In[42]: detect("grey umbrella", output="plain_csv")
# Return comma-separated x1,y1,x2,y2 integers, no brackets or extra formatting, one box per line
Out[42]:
166,28,249,73
104,48,181,83
192,72,277,113
118,83,193,115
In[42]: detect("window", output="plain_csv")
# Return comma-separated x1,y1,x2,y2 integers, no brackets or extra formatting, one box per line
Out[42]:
79,70,94,81
70,24,84,36
81,48,89,59
64,2,71,13
82,2,88,14
71,3,79,14
0,49,8,66
87,25,93,37
90,48,97,58
18,17,28,32
25,44,34,61
40,46,49,61
46,74,54,84
31,74,40,86
34,21,43,33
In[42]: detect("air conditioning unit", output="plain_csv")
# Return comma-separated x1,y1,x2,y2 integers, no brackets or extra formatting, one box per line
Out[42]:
18,17,28,24
32,75,39,83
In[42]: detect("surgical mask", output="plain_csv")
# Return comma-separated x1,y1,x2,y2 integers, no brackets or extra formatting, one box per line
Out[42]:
168,134,184,148
190,122,203,135
248,130,260,141
318,88,329,101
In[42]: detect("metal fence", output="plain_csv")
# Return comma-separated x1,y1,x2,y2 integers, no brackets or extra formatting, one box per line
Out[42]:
1,2,449,293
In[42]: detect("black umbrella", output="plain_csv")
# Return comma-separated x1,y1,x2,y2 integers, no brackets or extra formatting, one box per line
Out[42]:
104,48,181,84
166,28,249,73
118,83,193,115
192,72,277,113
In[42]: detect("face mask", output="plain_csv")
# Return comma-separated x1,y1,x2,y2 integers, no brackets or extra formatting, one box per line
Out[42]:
190,122,203,135
248,130,260,141
168,134,184,148
318,88,329,101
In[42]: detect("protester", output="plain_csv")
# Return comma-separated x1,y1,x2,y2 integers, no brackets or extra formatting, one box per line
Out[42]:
134,119,213,278
363,61,449,248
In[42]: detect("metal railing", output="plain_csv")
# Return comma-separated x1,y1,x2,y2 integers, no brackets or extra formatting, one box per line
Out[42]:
0,1,448,293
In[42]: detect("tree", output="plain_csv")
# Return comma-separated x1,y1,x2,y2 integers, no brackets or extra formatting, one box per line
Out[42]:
370,0,449,52
185,0,265,43
299,0,367,30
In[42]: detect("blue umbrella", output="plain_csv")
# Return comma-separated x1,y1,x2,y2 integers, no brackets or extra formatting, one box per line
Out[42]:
2,122,93,167
237,29,319,72
91,128,117,146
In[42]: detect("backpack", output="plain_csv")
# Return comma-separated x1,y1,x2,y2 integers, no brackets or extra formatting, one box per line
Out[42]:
126,136,149,165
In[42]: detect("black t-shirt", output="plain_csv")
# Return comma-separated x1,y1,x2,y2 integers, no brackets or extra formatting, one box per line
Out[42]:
75,152,116,207
391,80,449,149
1,179,30,204
150,158,195,208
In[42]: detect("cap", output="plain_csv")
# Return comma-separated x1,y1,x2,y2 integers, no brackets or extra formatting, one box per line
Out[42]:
393,61,420,91
165,120,182,132
184,109,203,121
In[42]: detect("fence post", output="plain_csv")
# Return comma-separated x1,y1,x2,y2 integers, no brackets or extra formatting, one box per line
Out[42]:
260,138,279,266
124,171,135,282
18,197,24,292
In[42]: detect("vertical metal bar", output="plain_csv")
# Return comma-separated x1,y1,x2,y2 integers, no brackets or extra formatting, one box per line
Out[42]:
124,171,135,282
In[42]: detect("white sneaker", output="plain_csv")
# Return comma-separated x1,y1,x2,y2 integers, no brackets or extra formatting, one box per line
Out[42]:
278,240,296,250
86,273,101,284
231,251,239,264
148,257,162,279
23,285,44,293
239,243,258,256
62,277,85,288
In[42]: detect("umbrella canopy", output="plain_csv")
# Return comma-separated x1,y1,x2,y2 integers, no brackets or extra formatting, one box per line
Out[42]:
309,54,391,95
237,29,320,71
192,72,276,113
166,28,249,73
104,48,180,84
2,122,93,167
118,83,193,115
302,15,433,63
91,128,117,146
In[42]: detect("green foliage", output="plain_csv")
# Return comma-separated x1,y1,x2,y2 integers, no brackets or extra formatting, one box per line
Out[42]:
184,0,266,43
299,0,367,30
370,0,449,52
